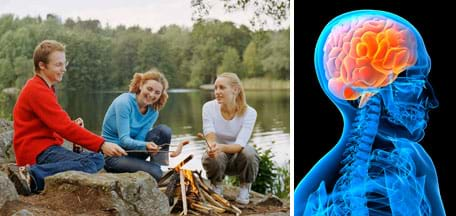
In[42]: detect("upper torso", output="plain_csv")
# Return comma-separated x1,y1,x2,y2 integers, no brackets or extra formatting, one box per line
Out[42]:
202,100,257,147
102,92,158,150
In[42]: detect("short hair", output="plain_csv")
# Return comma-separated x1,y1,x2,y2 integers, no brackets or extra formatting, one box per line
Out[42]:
33,40,65,73
129,68,169,111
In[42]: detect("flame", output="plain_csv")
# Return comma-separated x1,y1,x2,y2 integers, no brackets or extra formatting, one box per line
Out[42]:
183,169,199,195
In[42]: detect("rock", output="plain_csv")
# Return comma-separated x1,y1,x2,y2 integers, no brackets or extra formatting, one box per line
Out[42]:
254,194,284,207
11,209,34,216
0,119,15,163
43,171,170,216
2,87,20,96
0,171,19,208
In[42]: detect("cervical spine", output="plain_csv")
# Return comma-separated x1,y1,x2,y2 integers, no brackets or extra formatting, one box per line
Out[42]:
304,96,431,216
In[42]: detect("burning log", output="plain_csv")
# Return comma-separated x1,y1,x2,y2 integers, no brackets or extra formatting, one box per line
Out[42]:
158,156,242,215
180,170,188,215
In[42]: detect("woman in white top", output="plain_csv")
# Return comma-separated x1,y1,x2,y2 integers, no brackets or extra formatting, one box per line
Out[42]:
202,72,259,205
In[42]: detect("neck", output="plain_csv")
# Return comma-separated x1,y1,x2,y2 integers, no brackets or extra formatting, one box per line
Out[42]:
36,73,53,87
136,95,148,113
221,102,236,114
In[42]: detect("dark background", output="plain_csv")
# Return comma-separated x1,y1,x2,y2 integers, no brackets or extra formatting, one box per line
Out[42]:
294,1,454,214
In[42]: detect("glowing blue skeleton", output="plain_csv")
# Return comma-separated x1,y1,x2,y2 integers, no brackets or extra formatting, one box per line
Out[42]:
295,10,445,216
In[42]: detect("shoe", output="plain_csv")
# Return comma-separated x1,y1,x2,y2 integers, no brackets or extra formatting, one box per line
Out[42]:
7,164,32,195
212,181,224,196
236,182,251,205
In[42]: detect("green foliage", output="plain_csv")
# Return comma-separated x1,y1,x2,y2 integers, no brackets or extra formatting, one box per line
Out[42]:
0,59,14,89
13,56,33,89
0,15,289,91
243,41,263,77
252,146,277,194
191,0,290,29
217,47,243,76
224,145,290,199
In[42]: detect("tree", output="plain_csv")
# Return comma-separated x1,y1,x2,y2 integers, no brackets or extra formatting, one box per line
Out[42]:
261,29,290,79
243,41,263,77
217,47,243,77
13,56,33,89
0,58,14,89
191,0,290,29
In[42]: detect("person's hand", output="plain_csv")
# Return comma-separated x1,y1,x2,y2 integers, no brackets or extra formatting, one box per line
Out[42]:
101,142,127,157
74,117,84,127
146,142,159,155
208,143,220,158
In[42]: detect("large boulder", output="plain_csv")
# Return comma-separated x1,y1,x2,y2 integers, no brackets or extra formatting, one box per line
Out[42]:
0,119,14,163
0,171,19,208
43,171,169,216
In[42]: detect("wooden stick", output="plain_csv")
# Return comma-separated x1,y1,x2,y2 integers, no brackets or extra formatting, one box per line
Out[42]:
197,132,212,149
190,202,212,215
192,172,207,204
194,173,231,207
199,186,226,210
179,170,187,215
187,209,200,216
158,154,193,185
196,201,226,214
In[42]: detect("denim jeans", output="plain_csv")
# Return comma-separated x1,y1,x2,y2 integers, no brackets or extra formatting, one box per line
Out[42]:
104,124,172,181
29,145,104,192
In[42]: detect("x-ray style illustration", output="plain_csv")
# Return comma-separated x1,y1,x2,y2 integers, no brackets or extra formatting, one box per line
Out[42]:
295,10,446,216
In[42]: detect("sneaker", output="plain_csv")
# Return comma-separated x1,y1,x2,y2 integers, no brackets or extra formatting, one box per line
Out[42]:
236,182,251,205
7,164,32,196
212,181,224,196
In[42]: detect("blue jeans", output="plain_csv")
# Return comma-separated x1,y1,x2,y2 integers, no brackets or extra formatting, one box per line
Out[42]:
29,145,104,193
104,124,172,181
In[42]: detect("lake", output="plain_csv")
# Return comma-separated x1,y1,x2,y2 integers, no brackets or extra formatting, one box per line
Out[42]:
1,89,290,173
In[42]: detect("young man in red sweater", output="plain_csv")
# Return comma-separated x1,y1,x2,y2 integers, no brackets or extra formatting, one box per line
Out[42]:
8,40,127,195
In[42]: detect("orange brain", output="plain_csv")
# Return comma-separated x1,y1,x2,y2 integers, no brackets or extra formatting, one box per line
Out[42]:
323,17,417,100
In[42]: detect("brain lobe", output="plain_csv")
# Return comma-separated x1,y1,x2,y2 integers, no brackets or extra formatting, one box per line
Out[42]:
324,16,417,100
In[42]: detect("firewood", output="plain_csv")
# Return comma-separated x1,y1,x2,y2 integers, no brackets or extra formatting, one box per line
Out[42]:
196,201,226,214
180,170,188,215
190,202,212,215
165,173,180,205
158,154,194,185
187,209,201,215
199,187,226,210
191,173,207,204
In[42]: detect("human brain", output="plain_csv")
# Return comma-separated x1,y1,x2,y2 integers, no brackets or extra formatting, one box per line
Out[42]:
323,16,417,100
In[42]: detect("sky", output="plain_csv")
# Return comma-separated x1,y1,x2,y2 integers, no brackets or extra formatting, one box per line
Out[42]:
0,0,290,31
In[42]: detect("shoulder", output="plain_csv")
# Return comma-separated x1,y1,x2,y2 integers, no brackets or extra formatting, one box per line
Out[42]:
245,105,257,117
22,77,52,98
203,100,217,110
113,93,134,104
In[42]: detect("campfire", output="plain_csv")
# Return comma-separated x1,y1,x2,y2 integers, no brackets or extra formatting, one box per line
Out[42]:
158,155,242,215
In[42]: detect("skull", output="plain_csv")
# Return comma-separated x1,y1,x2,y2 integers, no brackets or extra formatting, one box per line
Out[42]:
315,10,439,141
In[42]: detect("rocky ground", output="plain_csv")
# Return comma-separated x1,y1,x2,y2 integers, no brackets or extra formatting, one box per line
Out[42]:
0,118,290,215
1,181,289,216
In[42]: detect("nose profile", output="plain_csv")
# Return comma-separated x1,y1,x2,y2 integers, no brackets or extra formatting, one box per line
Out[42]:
424,80,439,109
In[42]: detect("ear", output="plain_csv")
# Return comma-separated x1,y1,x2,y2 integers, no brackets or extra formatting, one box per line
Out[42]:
38,62,46,71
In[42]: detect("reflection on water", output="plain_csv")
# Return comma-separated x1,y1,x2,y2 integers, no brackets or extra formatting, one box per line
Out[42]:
1,89,290,172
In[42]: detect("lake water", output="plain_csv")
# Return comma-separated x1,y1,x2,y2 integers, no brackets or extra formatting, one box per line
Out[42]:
1,89,290,173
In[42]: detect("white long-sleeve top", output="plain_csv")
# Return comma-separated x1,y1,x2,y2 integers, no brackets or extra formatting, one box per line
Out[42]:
202,100,257,147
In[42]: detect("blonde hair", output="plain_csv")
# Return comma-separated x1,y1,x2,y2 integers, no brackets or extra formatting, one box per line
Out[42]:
33,40,65,73
129,69,169,111
218,72,247,116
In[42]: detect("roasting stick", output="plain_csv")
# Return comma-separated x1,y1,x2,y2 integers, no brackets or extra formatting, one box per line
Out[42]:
125,140,189,157
197,132,212,150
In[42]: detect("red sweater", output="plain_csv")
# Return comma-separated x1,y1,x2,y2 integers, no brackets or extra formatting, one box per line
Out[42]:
13,75,104,165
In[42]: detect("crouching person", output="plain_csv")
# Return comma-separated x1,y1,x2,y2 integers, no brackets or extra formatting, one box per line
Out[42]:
201,73,259,205
9,40,126,195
